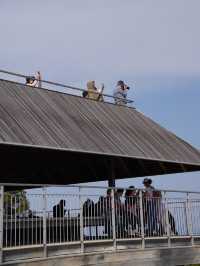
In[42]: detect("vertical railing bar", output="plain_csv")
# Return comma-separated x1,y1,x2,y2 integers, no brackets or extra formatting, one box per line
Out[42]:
32,199,34,245
99,196,101,240
0,186,4,264
77,196,79,243
164,192,171,248
183,199,187,236
63,200,65,243
14,196,16,247
186,193,194,246
139,190,145,249
123,195,126,239
59,202,61,243
73,200,75,242
46,204,48,245
111,188,116,250
66,203,69,242
42,187,47,257
27,198,29,245
22,197,26,245
18,196,21,246
108,196,111,239
55,198,58,244
5,198,7,248
79,188,84,253
10,195,12,247
35,198,37,245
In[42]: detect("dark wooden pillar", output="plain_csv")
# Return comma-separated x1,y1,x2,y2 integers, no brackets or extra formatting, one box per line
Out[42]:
108,178,115,187
108,159,116,187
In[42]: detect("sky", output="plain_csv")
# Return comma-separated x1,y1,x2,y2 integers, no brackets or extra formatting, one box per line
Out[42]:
0,0,200,192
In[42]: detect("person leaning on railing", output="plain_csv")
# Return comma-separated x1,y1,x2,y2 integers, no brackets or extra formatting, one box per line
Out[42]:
114,188,126,238
25,71,42,87
125,186,140,237
143,178,158,236
98,189,112,237
53,199,66,218
113,80,130,105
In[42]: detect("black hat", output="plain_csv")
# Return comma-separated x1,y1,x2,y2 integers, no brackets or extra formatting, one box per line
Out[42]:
143,178,152,184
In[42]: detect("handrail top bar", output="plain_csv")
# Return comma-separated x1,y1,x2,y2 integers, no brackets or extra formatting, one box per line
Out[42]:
0,69,134,104
1,183,200,194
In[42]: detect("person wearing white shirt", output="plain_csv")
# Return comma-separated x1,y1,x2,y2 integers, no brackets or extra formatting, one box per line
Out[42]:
113,80,130,105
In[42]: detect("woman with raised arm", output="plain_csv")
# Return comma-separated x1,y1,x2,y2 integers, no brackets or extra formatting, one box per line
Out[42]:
86,80,104,101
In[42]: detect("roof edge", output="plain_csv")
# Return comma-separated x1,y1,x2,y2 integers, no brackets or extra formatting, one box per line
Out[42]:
1,141,200,167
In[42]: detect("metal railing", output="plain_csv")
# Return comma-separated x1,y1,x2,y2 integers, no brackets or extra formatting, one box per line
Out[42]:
0,69,134,107
1,184,200,263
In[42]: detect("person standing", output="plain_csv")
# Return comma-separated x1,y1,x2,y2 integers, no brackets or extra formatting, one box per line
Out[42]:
113,80,130,105
125,186,140,236
143,178,158,236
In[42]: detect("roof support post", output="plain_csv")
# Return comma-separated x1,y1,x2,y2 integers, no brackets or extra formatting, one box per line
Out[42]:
108,159,115,187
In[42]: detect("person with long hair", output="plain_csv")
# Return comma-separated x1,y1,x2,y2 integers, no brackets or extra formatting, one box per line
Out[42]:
86,80,104,101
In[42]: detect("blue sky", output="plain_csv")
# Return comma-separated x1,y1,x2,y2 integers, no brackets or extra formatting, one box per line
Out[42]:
0,0,200,191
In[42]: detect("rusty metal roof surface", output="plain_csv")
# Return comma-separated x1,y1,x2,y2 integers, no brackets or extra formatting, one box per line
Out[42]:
0,79,200,184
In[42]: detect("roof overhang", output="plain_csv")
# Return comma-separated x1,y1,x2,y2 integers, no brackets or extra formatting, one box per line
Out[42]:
1,143,200,185
0,79,200,185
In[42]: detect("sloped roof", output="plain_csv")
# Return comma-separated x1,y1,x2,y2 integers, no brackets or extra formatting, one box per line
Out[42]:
0,79,200,185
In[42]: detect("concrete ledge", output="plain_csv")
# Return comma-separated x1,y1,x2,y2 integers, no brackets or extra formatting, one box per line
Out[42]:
3,246,200,266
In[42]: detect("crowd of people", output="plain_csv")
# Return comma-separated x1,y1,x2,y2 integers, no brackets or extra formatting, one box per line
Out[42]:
52,178,178,238
25,72,130,106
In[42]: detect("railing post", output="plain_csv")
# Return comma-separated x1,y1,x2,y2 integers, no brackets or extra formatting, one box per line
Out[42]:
139,190,145,249
186,193,194,246
111,188,116,250
42,187,47,257
79,187,84,253
164,192,171,248
0,186,4,264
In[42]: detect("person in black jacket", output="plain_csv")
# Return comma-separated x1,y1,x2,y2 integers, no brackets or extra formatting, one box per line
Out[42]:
53,200,66,218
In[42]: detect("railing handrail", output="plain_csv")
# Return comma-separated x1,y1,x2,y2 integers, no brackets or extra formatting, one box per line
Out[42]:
0,69,134,104
2,183,200,194
1,183,200,263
